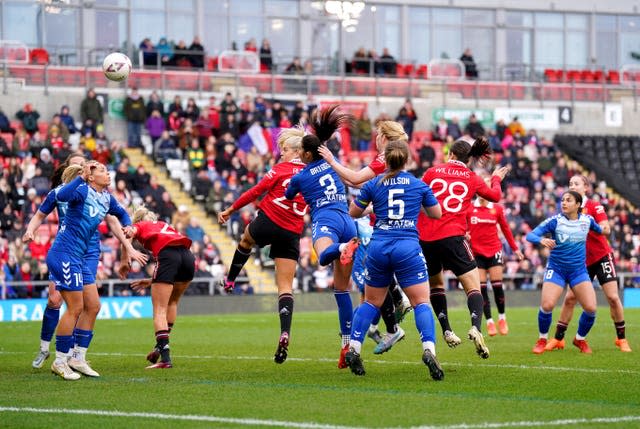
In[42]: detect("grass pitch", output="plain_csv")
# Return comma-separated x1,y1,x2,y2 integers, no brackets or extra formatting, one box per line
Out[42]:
1,307,639,429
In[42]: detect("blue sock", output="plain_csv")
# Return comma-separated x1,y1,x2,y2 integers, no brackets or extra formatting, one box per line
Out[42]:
40,306,60,342
414,303,435,343
372,312,381,326
538,307,553,335
319,243,341,266
55,335,75,354
577,311,596,337
73,328,94,349
334,291,353,335
352,302,379,344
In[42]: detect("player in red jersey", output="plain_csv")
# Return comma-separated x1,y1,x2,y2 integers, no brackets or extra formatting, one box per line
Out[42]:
417,136,510,358
318,120,412,347
467,192,524,336
119,207,195,368
545,174,631,352
218,127,308,363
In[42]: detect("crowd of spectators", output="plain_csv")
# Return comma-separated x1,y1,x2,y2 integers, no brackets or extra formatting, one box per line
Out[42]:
2,90,640,299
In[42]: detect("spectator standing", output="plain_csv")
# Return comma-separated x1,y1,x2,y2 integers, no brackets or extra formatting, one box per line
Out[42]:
460,48,478,79
139,38,158,67
380,48,397,75
146,91,164,118
124,87,146,149
59,106,78,135
464,114,485,139
15,103,40,135
188,36,205,69
396,100,417,140
259,39,273,71
447,117,462,140
145,109,166,142
157,37,174,67
173,40,190,67
0,108,16,135
354,111,373,152
80,89,104,126
508,116,525,137
285,57,304,74
184,97,200,122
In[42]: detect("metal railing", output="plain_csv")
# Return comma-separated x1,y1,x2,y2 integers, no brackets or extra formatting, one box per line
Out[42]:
2,273,638,299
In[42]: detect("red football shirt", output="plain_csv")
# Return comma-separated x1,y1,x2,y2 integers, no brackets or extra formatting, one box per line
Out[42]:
368,153,386,175
418,160,502,242
133,221,192,257
467,201,519,257
232,159,308,234
583,198,612,266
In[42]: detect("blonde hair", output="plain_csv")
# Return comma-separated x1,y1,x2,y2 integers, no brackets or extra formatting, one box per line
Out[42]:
381,140,409,182
377,120,408,144
277,126,305,152
132,206,158,224
61,164,83,184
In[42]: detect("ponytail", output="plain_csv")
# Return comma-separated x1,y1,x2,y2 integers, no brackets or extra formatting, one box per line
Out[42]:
381,141,409,183
450,135,492,165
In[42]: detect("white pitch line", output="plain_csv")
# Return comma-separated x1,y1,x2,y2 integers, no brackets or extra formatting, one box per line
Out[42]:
3,350,638,376
0,406,639,429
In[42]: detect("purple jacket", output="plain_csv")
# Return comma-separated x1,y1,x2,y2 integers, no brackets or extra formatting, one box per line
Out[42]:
145,116,166,139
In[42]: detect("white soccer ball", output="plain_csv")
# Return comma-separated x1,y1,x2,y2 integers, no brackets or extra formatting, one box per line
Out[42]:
102,52,132,82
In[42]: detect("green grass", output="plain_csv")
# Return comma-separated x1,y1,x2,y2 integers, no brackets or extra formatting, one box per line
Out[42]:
1,307,639,428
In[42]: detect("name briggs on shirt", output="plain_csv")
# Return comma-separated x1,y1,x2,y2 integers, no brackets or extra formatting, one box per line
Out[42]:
310,163,331,175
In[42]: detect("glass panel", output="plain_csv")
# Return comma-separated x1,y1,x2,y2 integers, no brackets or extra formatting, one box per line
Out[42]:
230,16,263,49
506,29,531,66
379,24,400,59
44,6,80,64
266,18,297,65
2,2,39,45
309,20,339,73
596,14,616,31
506,11,532,27
433,27,461,60
463,9,494,26
131,11,165,49
596,32,616,69
566,32,588,67
168,13,195,45
203,16,229,55
408,6,429,24
566,14,588,30
535,12,563,28
344,7,374,60
94,0,129,7
230,0,262,15
432,8,461,26
409,24,429,64
463,27,494,73
265,0,298,17
535,30,563,69
377,5,399,22
95,10,128,53
621,16,640,32
168,0,194,11
620,32,640,64
131,0,164,9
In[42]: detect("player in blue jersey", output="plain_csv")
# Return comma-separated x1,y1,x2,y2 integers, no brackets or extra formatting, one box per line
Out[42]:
526,191,603,355
25,157,146,374
45,161,132,380
285,105,358,368
344,140,445,380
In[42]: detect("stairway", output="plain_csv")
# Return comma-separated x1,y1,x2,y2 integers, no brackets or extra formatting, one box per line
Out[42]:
123,148,277,293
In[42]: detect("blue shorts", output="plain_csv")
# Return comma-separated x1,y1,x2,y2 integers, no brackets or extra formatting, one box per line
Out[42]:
47,250,83,292
544,265,591,288
311,210,356,244
365,238,428,288
351,245,368,293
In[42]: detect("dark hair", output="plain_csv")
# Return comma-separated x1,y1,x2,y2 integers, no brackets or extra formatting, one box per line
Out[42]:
301,134,323,161
381,140,409,182
310,104,353,144
564,190,583,211
51,153,86,188
450,135,492,165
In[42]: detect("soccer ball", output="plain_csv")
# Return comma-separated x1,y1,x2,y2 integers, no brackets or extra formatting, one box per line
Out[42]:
102,52,132,82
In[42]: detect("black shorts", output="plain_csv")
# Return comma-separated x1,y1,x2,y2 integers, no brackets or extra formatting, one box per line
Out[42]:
587,253,618,285
475,251,504,270
154,246,196,284
420,236,477,278
248,211,300,261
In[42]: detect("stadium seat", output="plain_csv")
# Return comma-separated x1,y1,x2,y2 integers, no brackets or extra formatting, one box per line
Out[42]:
607,70,620,84
416,64,428,79
29,48,49,65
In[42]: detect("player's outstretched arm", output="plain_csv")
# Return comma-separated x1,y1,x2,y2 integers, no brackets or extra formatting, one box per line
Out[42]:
22,211,47,243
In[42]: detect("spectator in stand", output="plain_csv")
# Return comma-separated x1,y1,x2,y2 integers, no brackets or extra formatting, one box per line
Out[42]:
187,137,204,171
353,47,369,74
380,48,397,75
157,37,174,67
447,116,462,140
244,38,257,52
0,108,16,135
260,39,273,71
132,164,151,190
12,128,30,158
145,109,166,143
191,260,214,295
47,126,65,155
285,57,304,74
184,97,200,122
508,116,525,137
195,111,213,143
48,114,69,143
91,140,112,166
59,106,78,136
220,114,239,139
173,40,190,67
143,176,166,206
154,130,179,162
433,117,449,142
37,148,55,179
367,49,383,75
464,114,485,139
220,92,238,124
187,36,205,69
146,91,164,118
185,217,205,245
80,89,104,127
396,100,417,140
168,95,184,118
460,48,478,79
495,118,509,142
124,87,146,149
139,38,158,67
353,111,372,152
15,103,40,135
207,96,221,134
0,134,11,157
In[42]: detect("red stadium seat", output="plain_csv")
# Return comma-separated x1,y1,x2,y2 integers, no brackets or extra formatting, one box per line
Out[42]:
607,70,620,84
416,64,428,79
29,48,49,65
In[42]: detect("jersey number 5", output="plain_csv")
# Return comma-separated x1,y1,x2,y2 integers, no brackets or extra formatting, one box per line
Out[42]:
388,189,405,219
430,179,469,213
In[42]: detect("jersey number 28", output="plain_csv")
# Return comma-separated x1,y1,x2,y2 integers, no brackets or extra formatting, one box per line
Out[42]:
430,179,469,213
